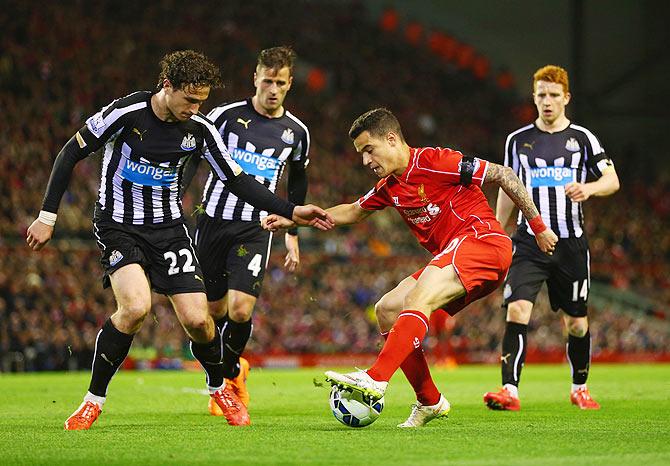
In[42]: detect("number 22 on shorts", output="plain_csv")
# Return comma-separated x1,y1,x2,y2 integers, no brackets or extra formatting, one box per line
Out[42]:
164,248,196,275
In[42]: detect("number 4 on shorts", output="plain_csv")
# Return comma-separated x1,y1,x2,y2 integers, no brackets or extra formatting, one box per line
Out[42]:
247,254,262,277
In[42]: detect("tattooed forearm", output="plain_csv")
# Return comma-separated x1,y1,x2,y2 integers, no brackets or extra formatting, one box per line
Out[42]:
485,163,540,221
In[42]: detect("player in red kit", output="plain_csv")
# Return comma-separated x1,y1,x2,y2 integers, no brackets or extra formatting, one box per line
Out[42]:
262,108,557,427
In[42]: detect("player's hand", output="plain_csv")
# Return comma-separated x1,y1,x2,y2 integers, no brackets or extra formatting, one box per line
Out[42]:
26,219,54,251
535,228,558,255
564,182,592,202
262,214,295,232
292,204,335,231
284,233,300,272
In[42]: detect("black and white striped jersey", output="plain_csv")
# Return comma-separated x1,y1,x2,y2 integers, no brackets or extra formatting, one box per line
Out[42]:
504,123,614,238
199,99,310,222
78,91,242,225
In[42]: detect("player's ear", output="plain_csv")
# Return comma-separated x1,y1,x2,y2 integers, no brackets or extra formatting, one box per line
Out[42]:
386,131,398,146
564,91,571,105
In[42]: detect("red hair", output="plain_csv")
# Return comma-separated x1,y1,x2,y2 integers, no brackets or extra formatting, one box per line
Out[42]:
533,65,569,94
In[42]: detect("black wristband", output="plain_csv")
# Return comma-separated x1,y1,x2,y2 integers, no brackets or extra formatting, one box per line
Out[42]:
459,154,475,186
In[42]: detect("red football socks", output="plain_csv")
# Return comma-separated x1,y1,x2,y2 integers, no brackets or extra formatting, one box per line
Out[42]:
367,310,429,382
380,329,440,405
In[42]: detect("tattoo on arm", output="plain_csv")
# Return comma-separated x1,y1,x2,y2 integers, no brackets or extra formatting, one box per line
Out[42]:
485,163,540,221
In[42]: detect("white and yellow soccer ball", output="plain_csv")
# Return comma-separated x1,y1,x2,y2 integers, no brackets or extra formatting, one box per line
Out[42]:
329,386,384,428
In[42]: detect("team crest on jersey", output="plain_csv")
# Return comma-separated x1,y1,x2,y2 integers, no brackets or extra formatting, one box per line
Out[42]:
181,133,196,151
109,250,123,267
281,128,294,144
565,137,580,152
417,184,430,203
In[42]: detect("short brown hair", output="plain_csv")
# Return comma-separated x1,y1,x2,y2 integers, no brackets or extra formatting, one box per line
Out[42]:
349,108,405,141
157,50,223,91
533,65,569,94
257,46,297,74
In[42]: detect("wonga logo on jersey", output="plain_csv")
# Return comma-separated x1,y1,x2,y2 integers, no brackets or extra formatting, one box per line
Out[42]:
230,148,279,179
121,158,178,187
529,166,575,187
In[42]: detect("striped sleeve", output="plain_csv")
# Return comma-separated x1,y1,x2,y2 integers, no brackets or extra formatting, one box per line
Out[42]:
571,124,612,178
81,92,147,150
192,113,243,182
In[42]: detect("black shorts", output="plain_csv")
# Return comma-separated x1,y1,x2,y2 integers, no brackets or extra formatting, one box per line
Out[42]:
503,230,590,317
94,216,205,296
194,215,272,301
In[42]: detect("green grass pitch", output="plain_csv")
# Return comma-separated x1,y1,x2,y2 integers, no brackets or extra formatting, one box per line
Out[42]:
0,364,668,465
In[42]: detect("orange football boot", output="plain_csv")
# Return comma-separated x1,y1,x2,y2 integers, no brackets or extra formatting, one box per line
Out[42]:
209,357,250,416
210,385,250,426
570,387,601,410
64,401,102,430
483,387,521,411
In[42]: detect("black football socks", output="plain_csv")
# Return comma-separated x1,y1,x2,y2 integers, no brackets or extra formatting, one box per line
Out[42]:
220,317,252,379
88,319,134,397
191,326,225,391
567,330,591,385
501,322,528,387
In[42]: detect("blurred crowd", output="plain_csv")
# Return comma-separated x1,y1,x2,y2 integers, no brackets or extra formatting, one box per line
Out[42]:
1,0,667,371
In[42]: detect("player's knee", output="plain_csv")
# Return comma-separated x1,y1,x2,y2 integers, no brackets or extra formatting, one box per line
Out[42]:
227,294,255,322
506,301,532,324
115,301,151,328
227,302,254,322
183,313,213,337
374,299,398,331
566,317,588,337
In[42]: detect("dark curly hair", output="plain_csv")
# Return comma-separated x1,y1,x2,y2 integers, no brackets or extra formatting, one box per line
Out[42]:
349,108,405,142
257,46,297,74
156,50,223,91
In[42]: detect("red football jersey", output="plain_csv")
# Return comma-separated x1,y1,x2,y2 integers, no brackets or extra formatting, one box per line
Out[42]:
358,146,507,255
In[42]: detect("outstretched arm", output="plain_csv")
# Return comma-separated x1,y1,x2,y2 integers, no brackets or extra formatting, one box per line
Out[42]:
262,202,372,232
485,163,557,254
326,202,373,225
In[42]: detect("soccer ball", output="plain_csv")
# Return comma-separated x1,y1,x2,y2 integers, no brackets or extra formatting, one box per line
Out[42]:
329,386,384,428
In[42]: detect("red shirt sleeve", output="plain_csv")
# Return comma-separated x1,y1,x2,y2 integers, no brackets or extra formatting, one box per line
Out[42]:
417,147,489,187
357,178,391,211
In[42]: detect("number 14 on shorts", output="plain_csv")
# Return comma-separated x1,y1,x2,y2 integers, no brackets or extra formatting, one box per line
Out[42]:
572,279,588,301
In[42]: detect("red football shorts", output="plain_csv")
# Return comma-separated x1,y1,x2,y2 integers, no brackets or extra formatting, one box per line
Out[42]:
411,232,512,316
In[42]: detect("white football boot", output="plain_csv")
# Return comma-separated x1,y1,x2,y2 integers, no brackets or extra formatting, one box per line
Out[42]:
397,394,451,428
325,369,388,400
